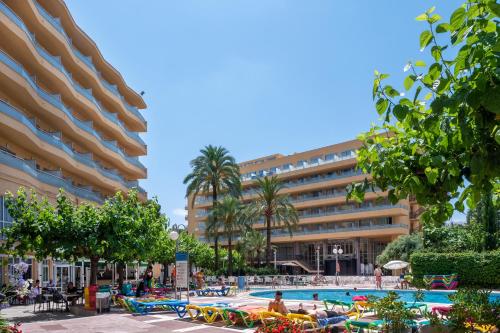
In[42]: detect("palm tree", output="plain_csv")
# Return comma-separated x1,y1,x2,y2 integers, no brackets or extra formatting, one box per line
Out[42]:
242,230,266,266
246,176,298,266
184,145,241,268
210,196,248,275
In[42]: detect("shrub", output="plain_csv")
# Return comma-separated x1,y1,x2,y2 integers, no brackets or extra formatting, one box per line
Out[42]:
410,251,500,288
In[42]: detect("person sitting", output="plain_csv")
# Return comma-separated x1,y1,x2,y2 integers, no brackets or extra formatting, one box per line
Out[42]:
268,290,288,314
66,282,79,305
135,281,145,298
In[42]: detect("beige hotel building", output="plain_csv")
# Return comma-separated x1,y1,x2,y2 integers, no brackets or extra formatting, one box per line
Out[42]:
0,0,147,287
187,140,421,275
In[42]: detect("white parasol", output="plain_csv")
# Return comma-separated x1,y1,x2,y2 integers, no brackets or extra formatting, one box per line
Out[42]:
383,260,409,270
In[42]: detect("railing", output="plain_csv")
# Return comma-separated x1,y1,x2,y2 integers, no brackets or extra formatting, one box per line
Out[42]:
0,3,146,146
241,152,357,182
0,100,140,190
0,149,103,203
194,169,365,205
0,48,145,171
296,203,408,219
207,223,408,243
30,0,146,125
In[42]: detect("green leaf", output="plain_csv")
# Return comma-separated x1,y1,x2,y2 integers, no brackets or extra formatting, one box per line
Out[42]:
428,14,442,24
415,60,426,67
376,98,389,115
425,167,439,184
426,6,436,14
424,92,433,100
393,105,408,121
487,2,500,17
415,13,428,21
431,46,441,61
419,30,433,50
404,75,415,90
413,86,422,104
435,23,450,33
450,7,466,30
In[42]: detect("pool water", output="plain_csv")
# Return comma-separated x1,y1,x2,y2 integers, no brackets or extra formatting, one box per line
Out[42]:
250,289,500,304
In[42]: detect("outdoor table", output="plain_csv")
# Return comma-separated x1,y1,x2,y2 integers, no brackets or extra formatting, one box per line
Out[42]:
96,292,111,313
64,293,80,306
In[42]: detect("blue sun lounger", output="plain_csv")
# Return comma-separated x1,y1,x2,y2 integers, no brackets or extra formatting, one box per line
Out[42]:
317,315,349,328
196,287,231,297
130,299,189,317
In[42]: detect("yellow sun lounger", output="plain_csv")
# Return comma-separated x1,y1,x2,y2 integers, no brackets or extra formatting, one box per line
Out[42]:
287,313,318,330
186,303,229,323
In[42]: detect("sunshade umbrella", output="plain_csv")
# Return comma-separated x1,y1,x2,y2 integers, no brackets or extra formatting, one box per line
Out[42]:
383,260,409,270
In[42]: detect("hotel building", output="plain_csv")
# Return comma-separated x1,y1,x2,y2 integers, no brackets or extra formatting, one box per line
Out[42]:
0,0,147,287
187,140,421,275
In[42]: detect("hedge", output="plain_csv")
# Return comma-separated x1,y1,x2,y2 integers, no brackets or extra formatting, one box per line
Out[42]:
410,251,500,288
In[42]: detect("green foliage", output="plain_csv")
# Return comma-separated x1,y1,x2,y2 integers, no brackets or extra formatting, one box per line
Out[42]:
376,233,423,265
369,291,415,331
240,229,267,266
423,223,487,252
348,0,500,227
184,145,241,269
209,196,249,275
246,176,298,266
447,289,500,330
4,188,166,285
410,250,500,288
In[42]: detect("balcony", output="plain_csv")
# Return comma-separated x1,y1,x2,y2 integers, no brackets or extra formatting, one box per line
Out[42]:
0,50,146,171
0,99,141,191
0,3,146,146
209,223,409,243
30,0,146,125
0,148,103,203
296,203,408,220
241,151,357,182
194,169,364,205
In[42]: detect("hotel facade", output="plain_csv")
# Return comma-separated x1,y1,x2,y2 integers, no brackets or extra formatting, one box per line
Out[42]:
0,0,147,287
187,140,421,275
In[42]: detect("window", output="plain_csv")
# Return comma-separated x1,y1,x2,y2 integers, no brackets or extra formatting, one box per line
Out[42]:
324,153,336,161
309,156,321,165
282,163,291,170
296,160,306,168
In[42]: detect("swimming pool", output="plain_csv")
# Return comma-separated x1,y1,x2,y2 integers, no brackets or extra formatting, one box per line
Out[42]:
250,289,500,304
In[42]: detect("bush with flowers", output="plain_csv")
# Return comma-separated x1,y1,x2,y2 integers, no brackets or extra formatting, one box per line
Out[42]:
256,317,304,333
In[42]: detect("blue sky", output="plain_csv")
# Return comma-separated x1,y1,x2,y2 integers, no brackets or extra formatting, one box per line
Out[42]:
66,0,464,226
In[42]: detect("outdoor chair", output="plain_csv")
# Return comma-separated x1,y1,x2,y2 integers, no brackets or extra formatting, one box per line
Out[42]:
33,294,51,312
185,302,229,323
220,305,266,328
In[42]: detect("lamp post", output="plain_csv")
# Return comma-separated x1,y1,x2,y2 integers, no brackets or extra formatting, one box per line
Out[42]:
316,245,321,279
273,248,277,270
169,224,186,300
332,244,343,286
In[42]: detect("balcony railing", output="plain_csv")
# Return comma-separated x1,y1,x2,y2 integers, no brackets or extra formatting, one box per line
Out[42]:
30,0,146,125
207,223,409,243
0,149,103,203
241,152,357,182
0,49,145,171
296,203,408,220
194,169,364,205
0,3,147,146
0,100,142,190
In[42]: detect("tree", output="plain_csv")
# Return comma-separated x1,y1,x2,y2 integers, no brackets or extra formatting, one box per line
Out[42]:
246,176,298,266
100,192,166,287
241,229,267,266
4,188,166,286
376,233,423,265
347,1,500,228
210,196,248,276
184,145,241,269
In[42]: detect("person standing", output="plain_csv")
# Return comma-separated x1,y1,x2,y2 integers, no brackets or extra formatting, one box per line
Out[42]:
196,270,204,290
374,265,383,289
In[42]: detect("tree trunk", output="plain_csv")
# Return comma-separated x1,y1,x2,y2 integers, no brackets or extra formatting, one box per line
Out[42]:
212,187,219,269
228,234,233,276
117,262,125,289
266,214,272,266
161,262,169,284
89,256,99,286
